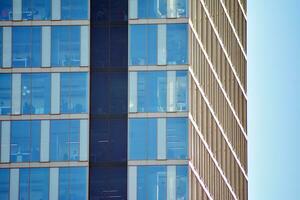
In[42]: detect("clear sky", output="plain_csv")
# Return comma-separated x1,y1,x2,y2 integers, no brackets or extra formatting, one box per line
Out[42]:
248,0,300,199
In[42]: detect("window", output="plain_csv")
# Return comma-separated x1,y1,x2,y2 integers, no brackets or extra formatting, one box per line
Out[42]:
22,0,51,20
167,24,188,64
0,169,9,200
137,71,167,112
0,0,12,20
60,73,88,114
0,74,11,115
21,73,51,114
51,26,81,67
129,25,157,65
61,0,88,20
138,0,166,19
167,118,188,159
50,120,80,161
129,119,157,160
137,166,167,200
10,121,40,162
19,168,49,200
12,27,41,68
176,166,188,200
174,71,188,111
59,167,87,200
0,28,2,67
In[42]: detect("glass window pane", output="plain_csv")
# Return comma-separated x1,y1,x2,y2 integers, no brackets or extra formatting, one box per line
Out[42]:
138,0,166,18
61,73,88,114
0,28,2,67
175,0,188,17
50,120,69,161
167,118,188,159
137,72,167,112
51,26,80,67
0,0,12,20
0,74,11,115
12,27,41,68
19,168,30,200
30,168,49,200
61,0,88,20
137,166,167,200
21,73,51,114
69,120,80,161
130,25,146,65
30,121,41,162
176,166,188,200
69,167,87,200
59,168,69,199
167,24,188,65
175,71,188,111
129,119,147,160
22,0,51,20
0,169,9,200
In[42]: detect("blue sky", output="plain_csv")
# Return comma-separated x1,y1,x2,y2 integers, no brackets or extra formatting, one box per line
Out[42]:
248,0,300,199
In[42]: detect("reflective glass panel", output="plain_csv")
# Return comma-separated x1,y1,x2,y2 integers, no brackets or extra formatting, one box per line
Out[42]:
19,168,29,200
21,73,51,114
0,169,9,200
12,27,42,68
167,118,188,159
60,73,88,114
29,168,49,200
0,28,2,67
137,72,167,112
175,71,188,111
10,121,40,162
22,0,51,20
137,166,167,200
138,0,166,18
176,166,188,200
0,74,11,115
61,0,88,20
0,0,12,20
51,26,80,67
167,24,188,64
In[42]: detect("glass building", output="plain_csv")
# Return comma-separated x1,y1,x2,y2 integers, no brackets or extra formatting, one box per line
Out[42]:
0,0,247,199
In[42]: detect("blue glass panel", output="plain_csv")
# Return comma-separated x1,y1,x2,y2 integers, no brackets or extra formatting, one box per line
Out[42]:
0,28,2,67
19,168,30,200
0,74,11,115
69,167,87,200
130,25,157,65
60,73,88,114
12,27,42,68
51,26,80,67
0,0,12,20
61,0,88,20
176,166,188,200
59,167,87,200
175,71,188,111
167,118,188,159
110,26,128,67
137,72,167,112
0,169,9,200
138,0,167,19
22,0,51,20
10,121,40,162
167,24,188,64
129,118,157,160
89,167,127,200
21,73,51,114
30,168,49,200
91,0,109,23
176,0,188,17
137,166,167,200
50,120,80,161
90,119,127,162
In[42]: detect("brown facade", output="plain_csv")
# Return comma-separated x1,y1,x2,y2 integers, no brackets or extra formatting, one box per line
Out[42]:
188,0,247,199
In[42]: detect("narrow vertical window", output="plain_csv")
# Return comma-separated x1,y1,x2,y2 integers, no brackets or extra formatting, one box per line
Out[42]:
0,74,11,115
0,0,12,20
0,169,9,200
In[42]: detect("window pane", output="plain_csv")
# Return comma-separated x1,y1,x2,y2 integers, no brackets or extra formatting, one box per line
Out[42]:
30,168,49,200
61,0,88,20
167,118,188,159
22,0,51,20
167,24,188,64
0,0,12,20
50,120,69,161
12,27,41,68
59,168,69,199
30,121,41,161
21,73,51,114
69,167,87,200
61,73,88,114
176,166,188,200
0,169,9,200
0,74,11,115
138,0,166,18
51,26,80,67
69,120,80,161
19,168,30,200
175,0,188,17
137,166,167,200
175,71,188,111
129,119,147,160
137,72,167,112
0,28,2,67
